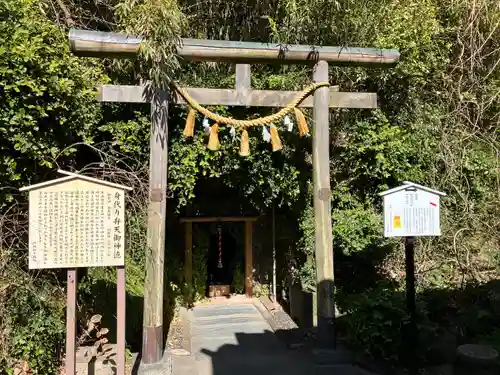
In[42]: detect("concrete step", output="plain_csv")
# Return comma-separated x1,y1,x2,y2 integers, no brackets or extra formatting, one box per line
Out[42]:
192,305,257,318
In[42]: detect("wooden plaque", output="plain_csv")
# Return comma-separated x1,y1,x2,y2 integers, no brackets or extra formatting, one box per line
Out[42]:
21,172,131,269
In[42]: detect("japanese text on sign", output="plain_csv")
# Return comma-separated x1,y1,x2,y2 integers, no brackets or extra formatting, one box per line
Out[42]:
27,179,125,269
382,188,442,237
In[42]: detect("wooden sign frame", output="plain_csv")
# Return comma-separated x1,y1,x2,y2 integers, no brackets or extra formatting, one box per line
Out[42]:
20,170,132,375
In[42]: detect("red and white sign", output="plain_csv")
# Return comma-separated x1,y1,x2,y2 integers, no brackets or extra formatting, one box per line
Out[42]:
379,182,446,237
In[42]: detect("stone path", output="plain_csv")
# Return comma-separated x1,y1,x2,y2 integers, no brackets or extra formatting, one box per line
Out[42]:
183,301,310,375
170,300,376,375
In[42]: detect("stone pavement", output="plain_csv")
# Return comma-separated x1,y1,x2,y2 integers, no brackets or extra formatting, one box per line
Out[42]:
170,300,377,375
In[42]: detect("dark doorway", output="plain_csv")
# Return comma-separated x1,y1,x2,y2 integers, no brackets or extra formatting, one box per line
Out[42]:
207,226,237,288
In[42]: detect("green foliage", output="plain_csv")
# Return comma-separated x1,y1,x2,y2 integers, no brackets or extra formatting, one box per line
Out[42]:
98,113,151,166
478,328,500,354
192,230,209,301
0,0,106,195
232,265,245,294
252,283,270,298
336,110,428,190
337,282,441,363
77,258,146,353
159,107,304,211
296,200,316,292
115,0,186,87
5,276,65,374
332,203,385,254
373,0,450,80
337,283,407,360
99,105,305,212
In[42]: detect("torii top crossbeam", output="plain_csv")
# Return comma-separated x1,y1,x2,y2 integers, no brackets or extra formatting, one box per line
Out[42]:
69,29,399,66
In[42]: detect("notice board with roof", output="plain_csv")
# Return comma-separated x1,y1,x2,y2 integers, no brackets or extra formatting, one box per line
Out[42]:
379,181,446,238
19,170,132,269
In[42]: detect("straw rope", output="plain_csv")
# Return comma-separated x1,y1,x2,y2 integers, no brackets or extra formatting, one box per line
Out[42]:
174,81,330,129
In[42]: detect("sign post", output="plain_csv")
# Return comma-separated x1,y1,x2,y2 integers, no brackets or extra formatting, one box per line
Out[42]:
403,235,416,372
20,170,132,375
379,181,446,374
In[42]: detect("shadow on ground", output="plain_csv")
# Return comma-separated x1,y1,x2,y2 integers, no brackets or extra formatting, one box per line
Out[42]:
195,329,372,375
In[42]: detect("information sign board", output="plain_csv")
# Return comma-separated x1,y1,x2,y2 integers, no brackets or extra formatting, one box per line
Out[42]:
20,171,132,269
379,181,446,237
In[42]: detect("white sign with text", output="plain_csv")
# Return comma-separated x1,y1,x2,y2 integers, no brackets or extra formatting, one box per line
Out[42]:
379,182,446,237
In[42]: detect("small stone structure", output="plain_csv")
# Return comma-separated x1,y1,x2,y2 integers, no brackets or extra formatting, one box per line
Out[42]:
454,344,499,375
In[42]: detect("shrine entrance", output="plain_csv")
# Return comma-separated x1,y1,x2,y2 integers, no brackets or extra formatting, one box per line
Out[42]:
181,216,258,300
68,27,399,365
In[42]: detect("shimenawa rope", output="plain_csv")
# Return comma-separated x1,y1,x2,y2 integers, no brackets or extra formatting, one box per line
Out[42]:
177,81,330,155
175,81,330,128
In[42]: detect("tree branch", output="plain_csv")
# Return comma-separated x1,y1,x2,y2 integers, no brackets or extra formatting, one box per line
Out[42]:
54,0,75,27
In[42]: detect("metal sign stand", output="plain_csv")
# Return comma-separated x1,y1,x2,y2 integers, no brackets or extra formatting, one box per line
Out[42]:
404,236,417,375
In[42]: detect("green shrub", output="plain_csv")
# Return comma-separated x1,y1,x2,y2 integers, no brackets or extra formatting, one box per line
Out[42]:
0,0,106,200
232,265,245,294
6,277,65,374
337,282,408,361
191,229,209,301
252,282,270,298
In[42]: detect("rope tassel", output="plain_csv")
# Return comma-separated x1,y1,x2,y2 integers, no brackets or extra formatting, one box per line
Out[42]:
270,125,282,152
183,107,196,137
294,108,309,137
240,129,250,156
207,124,221,151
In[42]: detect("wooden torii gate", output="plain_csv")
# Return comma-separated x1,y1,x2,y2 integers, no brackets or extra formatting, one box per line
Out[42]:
68,29,399,364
